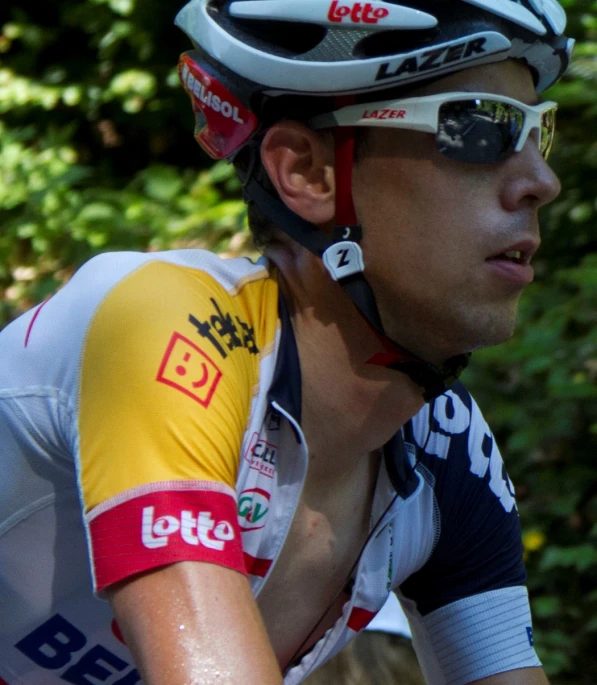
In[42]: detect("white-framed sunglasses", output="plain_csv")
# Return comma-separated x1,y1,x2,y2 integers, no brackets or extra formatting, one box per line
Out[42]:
309,92,558,164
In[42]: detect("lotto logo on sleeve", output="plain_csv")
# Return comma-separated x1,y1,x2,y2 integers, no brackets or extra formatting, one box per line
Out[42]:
88,486,246,591
142,506,234,550
156,332,222,407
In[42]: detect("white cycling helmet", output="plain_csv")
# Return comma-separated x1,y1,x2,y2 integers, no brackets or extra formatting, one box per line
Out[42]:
175,0,573,401
175,0,572,157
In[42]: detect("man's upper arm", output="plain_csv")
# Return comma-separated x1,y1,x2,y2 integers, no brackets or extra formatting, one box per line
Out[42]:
397,586,542,685
77,259,265,591
107,561,283,685
398,385,541,684
74,258,279,680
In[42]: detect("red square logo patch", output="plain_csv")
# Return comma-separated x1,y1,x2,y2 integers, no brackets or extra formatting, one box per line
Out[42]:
157,332,222,407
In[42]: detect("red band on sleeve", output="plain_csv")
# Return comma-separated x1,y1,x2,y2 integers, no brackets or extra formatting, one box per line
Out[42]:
243,552,273,578
89,488,245,591
347,607,377,632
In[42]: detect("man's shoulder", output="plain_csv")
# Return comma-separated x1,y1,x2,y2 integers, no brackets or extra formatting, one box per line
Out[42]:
2,249,273,335
73,248,271,299
404,381,517,516
7,249,275,343
0,249,278,389
74,249,280,388
406,380,487,456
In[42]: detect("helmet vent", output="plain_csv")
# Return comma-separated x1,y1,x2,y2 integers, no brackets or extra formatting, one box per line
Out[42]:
354,28,439,58
211,7,327,57
238,19,327,55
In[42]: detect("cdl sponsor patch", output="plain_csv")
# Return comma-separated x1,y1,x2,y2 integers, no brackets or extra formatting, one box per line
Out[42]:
88,487,245,591
243,432,277,478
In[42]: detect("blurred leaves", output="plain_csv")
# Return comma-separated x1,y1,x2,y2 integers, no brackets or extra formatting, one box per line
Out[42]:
0,0,252,323
463,4,597,680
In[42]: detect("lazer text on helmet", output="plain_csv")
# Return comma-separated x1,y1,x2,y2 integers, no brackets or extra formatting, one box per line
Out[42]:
181,64,245,123
328,1,390,23
376,37,487,81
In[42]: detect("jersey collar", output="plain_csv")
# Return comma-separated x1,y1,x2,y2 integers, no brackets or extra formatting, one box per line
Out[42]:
267,288,302,425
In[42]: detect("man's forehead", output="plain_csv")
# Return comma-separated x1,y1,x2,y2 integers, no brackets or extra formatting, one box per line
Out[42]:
409,59,539,104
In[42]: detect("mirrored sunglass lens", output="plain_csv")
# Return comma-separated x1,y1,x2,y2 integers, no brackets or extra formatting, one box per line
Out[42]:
437,99,524,163
540,108,556,159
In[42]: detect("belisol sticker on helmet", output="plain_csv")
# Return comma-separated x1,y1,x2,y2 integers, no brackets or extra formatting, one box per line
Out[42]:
376,38,488,81
328,1,389,23
178,54,258,159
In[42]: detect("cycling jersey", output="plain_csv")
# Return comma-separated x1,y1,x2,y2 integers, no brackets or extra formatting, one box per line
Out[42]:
0,249,541,685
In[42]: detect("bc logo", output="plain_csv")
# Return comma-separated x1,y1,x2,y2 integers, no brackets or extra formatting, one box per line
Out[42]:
412,392,516,512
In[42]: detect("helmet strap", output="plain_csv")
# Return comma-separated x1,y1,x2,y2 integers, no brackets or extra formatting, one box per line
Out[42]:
332,99,359,233
241,127,470,401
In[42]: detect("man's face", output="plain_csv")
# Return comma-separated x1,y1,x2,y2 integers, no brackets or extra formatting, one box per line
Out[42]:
352,60,561,365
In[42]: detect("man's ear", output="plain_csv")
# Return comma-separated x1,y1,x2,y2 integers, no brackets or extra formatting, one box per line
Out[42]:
260,121,335,226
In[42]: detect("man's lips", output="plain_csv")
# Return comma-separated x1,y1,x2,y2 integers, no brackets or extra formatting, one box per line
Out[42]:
484,240,539,286
485,239,540,266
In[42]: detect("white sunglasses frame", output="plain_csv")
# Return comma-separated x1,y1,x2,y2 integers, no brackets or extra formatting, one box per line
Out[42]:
309,91,558,159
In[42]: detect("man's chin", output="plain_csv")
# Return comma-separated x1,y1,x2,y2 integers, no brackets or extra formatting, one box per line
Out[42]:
380,304,519,365
464,323,517,354
436,317,518,361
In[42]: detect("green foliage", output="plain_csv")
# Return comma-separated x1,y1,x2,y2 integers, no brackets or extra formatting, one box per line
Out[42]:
0,0,251,326
461,5,597,680
1,1,597,683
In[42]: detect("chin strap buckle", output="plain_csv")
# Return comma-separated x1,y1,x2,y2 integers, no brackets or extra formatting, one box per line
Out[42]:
366,347,471,401
322,240,365,281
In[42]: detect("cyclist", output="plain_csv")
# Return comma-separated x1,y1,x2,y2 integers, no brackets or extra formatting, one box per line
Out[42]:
0,1,573,684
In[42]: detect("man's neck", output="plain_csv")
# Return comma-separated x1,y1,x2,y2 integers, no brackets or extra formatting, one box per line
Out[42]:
273,247,426,483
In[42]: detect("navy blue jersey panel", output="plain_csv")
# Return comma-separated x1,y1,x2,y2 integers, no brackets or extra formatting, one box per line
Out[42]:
400,382,527,616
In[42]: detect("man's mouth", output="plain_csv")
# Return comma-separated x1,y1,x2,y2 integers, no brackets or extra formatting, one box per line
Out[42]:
484,240,539,286
490,250,526,265
486,240,538,266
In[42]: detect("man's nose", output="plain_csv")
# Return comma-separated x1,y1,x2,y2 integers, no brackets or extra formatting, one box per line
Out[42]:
499,137,562,212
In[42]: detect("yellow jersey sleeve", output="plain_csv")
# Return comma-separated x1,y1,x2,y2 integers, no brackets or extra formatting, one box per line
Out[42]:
77,259,278,590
